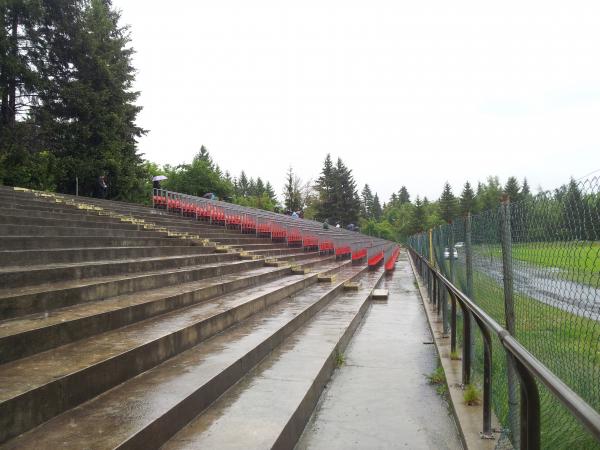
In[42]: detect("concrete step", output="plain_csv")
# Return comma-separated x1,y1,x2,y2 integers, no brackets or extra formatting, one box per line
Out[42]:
0,252,239,289
163,268,385,450
225,242,287,251
0,223,167,238
0,245,216,267
0,213,148,230
0,260,347,444
0,259,264,319
0,255,333,364
244,247,308,257
0,264,363,448
0,235,196,250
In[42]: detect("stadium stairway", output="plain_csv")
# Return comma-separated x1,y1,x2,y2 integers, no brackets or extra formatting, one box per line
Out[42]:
0,187,387,449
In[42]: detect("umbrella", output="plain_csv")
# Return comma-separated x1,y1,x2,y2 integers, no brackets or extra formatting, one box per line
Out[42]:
152,175,167,181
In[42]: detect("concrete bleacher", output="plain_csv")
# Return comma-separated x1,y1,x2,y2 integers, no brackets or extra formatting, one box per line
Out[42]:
0,186,398,448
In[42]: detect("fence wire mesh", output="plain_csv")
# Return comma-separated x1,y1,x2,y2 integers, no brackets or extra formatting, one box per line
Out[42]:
409,176,600,450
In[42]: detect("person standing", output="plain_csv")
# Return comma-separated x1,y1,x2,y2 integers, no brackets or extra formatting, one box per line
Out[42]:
98,175,108,199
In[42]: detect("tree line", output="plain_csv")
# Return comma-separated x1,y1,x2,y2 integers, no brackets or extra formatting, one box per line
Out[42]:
2,2,596,243
1,0,147,201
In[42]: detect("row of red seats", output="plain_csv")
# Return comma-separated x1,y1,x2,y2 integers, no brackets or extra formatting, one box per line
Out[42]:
335,246,352,259
287,229,303,247
154,196,389,264
385,247,401,271
352,248,367,261
319,241,334,254
303,236,319,251
368,251,384,268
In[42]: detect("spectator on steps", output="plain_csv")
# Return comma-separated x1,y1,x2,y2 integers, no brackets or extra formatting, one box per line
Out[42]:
97,175,108,199
291,211,299,219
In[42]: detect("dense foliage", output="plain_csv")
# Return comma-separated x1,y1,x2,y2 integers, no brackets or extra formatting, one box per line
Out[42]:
0,0,146,201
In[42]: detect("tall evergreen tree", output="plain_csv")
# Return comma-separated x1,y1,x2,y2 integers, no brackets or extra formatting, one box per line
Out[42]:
315,154,336,221
460,181,476,215
398,186,410,204
360,184,374,219
439,182,457,223
412,196,426,233
333,157,360,225
34,0,146,199
283,166,302,212
372,193,382,221
504,176,521,203
255,177,265,196
265,181,277,202
522,178,531,198
238,171,249,196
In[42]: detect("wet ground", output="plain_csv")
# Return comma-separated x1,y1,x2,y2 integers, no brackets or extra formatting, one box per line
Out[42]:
465,252,600,319
296,254,463,450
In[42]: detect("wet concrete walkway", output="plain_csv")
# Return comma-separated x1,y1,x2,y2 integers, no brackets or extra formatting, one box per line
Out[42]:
297,253,463,450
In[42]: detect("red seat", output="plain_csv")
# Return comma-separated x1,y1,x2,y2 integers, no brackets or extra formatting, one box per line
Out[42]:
368,251,384,268
385,248,400,271
352,248,367,262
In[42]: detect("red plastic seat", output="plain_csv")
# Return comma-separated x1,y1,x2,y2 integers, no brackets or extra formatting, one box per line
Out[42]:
385,248,400,271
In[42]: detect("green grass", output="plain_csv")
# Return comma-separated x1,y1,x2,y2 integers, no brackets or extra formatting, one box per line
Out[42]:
426,365,446,384
335,350,345,368
484,241,600,288
450,267,600,449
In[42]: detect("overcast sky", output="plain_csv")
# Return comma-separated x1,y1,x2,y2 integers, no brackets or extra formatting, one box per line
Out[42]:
114,0,600,202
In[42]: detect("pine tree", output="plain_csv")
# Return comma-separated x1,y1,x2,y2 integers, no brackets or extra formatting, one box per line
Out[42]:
255,177,265,196
439,182,457,223
504,176,521,203
412,196,426,233
361,184,374,219
333,157,360,225
283,167,302,212
398,186,410,204
315,154,336,221
460,181,476,215
265,181,277,202
238,171,249,196
197,145,212,167
372,193,382,221
522,178,531,198
248,178,257,196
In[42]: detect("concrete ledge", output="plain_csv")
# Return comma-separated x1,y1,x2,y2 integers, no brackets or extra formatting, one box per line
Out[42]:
408,255,500,450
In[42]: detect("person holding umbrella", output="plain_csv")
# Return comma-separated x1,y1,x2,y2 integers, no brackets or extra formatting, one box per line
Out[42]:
152,175,167,190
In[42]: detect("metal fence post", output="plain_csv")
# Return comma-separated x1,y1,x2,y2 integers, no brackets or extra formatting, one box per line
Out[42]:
465,213,476,364
501,195,520,447
444,222,454,335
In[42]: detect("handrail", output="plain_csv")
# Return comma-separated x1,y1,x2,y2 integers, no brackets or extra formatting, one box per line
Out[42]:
408,248,600,448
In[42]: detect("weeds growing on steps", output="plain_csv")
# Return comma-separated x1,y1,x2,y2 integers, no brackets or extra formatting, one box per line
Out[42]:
463,383,482,406
335,350,345,368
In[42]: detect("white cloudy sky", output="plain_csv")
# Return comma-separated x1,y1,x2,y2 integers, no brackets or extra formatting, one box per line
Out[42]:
114,0,600,201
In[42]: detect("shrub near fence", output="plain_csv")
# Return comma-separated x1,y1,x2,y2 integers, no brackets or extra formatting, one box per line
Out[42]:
408,177,600,449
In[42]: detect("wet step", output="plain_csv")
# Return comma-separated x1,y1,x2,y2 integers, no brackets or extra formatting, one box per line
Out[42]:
0,252,236,289
162,268,385,450
0,245,216,267
296,255,463,450
0,223,167,238
0,213,148,230
0,259,265,319
0,260,350,444
0,256,335,363
0,235,196,250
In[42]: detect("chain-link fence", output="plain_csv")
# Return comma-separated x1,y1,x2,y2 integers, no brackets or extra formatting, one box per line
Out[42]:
408,176,600,449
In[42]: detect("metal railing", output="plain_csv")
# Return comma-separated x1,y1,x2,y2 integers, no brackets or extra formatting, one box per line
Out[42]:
409,248,600,450
151,188,399,265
